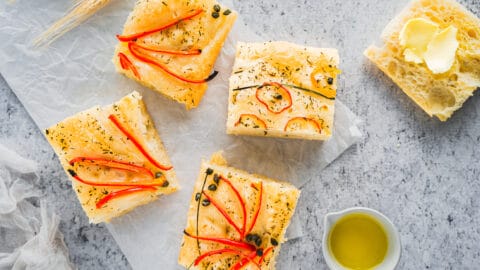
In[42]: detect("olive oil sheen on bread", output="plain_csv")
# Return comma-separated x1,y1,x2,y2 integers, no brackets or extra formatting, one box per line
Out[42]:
328,213,388,270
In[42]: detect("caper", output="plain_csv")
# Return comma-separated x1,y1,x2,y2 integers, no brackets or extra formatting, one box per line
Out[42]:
206,168,214,175
162,180,169,187
202,199,211,206
327,77,334,85
68,169,77,177
208,184,217,191
270,238,278,246
212,12,220,19
195,193,201,201
213,4,221,12
223,9,231,15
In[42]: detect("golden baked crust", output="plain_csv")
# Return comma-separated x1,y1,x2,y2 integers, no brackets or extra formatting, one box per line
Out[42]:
113,0,237,109
178,152,300,269
365,0,480,121
45,92,178,223
227,41,340,140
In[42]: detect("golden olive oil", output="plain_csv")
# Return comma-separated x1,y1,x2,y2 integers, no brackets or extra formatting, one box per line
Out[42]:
328,213,388,270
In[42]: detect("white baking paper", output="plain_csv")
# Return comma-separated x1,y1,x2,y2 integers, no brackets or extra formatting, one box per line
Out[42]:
0,144,73,270
0,0,361,269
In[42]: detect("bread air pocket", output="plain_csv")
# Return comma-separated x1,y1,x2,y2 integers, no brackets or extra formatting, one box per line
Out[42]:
365,0,480,121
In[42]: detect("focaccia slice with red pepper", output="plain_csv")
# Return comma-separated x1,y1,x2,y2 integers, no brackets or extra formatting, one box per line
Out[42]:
44,91,178,223
113,0,237,109
227,41,340,140
178,152,300,269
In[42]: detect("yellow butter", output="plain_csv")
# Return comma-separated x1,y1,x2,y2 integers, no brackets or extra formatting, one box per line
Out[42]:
399,18,439,63
399,18,458,74
424,26,459,74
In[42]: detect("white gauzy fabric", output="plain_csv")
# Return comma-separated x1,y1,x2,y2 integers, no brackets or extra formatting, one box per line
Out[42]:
0,144,73,270
0,0,362,269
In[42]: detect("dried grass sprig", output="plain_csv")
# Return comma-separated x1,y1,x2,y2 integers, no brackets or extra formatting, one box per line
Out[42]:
33,0,112,48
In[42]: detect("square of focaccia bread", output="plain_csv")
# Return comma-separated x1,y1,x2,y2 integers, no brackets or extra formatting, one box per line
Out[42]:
44,91,178,223
227,41,340,140
178,152,300,270
113,0,237,109
365,0,480,121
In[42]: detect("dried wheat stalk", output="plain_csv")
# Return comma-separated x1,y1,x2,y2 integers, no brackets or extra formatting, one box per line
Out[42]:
33,0,112,48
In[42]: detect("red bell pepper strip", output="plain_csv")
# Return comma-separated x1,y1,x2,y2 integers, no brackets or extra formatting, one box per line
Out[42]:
255,82,292,114
96,186,156,209
116,9,204,42
246,182,263,235
128,41,218,84
69,157,153,178
118,52,140,79
220,176,247,238
108,114,173,171
230,251,261,270
119,54,127,69
234,114,267,129
183,231,255,251
130,43,201,56
202,191,243,237
284,117,321,133
67,169,164,187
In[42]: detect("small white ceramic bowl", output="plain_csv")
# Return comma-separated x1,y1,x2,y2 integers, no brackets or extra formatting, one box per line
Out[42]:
322,207,401,270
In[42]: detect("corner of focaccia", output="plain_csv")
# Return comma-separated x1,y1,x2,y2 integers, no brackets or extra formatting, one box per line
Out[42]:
178,152,300,269
44,91,178,223
113,0,237,109
227,41,340,140
365,0,480,121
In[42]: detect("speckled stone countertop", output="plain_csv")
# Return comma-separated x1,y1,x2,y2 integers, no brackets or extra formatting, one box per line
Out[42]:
1,0,480,269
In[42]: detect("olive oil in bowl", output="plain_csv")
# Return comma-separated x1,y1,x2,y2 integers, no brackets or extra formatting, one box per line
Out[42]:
328,213,388,269
322,207,401,270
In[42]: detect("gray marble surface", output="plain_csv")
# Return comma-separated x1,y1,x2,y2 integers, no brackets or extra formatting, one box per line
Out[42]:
1,0,480,269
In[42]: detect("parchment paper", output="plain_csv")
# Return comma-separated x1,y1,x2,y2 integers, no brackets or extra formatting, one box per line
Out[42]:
0,0,361,269
0,144,73,270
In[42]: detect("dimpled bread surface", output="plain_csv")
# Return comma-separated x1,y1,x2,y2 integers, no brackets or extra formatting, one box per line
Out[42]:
178,152,300,269
227,41,340,140
45,92,178,223
113,0,237,109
